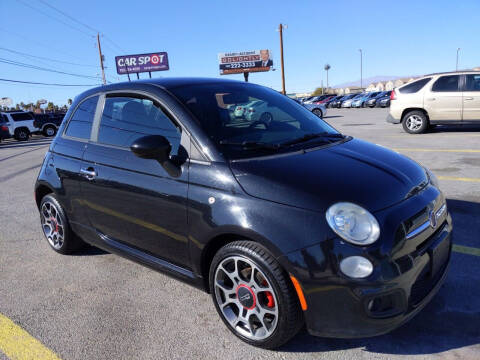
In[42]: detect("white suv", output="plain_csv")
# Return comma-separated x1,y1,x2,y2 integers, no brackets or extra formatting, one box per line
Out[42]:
387,71,480,134
0,111,37,141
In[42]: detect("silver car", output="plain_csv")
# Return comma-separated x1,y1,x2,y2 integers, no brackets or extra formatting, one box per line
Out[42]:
302,102,328,118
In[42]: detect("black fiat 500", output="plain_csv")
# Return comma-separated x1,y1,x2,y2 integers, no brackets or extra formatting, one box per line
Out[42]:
35,78,452,349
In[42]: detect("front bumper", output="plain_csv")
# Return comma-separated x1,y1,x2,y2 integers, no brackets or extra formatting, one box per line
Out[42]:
279,186,452,338
386,113,401,124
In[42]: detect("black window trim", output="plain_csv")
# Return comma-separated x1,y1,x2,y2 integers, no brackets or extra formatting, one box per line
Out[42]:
431,74,462,93
62,93,102,142
89,89,209,163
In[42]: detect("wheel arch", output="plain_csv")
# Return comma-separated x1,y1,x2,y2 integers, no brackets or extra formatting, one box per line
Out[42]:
35,183,54,209
14,126,31,134
401,108,429,123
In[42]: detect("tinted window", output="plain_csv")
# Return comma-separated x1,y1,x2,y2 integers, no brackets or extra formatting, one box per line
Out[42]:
398,78,431,93
465,74,480,91
1,114,8,123
170,82,340,160
11,112,34,121
98,96,181,151
65,96,98,139
431,75,460,92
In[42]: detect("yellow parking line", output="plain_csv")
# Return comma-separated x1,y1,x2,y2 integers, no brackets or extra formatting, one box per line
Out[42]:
453,244,480,257
437,176,480,183
392,148,480,153
0,313,61,360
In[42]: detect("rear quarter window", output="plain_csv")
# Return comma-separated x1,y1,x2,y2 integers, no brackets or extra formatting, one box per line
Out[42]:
398,78,431,94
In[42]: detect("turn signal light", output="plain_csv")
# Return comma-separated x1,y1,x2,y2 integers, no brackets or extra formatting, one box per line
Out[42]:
290,275,308,311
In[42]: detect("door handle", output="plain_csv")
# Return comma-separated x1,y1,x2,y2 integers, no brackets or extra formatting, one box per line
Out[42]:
464,97,474,100
426,98,436,101
80,167,97,180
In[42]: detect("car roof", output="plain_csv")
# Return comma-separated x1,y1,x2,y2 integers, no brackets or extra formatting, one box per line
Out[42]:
423,70,480,76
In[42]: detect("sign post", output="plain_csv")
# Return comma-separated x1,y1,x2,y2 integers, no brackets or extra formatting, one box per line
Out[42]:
115,52,169,80
218,50,273,81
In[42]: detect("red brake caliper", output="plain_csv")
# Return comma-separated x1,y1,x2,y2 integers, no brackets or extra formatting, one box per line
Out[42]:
262,280,275,308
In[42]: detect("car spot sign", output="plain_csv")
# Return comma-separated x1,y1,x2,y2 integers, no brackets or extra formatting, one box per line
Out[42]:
115,52,169,75
218,50,273,75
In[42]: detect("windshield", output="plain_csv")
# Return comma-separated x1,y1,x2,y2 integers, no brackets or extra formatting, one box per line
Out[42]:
170,82,342,159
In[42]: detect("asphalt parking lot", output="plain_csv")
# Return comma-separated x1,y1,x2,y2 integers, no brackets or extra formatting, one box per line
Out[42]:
0,108,479,360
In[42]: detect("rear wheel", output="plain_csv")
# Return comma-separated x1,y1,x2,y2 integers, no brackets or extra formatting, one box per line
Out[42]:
43,125,56,137
14,128,29,141
402,110,428,134
40,194,84,254
209,241,304,349
312,108,323,118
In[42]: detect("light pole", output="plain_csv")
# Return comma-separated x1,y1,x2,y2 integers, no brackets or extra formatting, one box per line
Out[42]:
456,48,461,71
278,23,287,95
358,49,363,90
324,64,331,90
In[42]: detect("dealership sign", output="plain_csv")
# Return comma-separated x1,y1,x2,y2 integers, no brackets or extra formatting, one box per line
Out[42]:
218,50,273,75
115,52,169,75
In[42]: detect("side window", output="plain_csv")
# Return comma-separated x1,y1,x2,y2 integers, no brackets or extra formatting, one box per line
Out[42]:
98,96,181,153
398,78,431,94
464,75,480,91
11,113,35,121
65,96,99,139
431,75,460,92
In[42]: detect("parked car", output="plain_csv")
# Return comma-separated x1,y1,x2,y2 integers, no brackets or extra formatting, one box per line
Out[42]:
379,97,391,108
0,114,11,142
387,71,480,133
302,102,328,118
331,94,355,108
33,113,65,137
325,95,343,108
366,91,391,108
342,93,364,108
35,78,451,349
304,95,329,104
0,111,36,141
351,92,381,108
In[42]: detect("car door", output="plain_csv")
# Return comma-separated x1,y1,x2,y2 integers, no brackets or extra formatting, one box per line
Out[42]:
426,75,462,121
462,74,480,121
51,95,100,238
80,93,190,267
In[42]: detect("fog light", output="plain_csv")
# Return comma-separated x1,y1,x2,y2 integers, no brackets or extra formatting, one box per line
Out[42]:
340,256,373,279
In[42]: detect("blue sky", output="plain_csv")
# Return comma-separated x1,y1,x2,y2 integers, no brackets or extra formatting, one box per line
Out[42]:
1,0,479,105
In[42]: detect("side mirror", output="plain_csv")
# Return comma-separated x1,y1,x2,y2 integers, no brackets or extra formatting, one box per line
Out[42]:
130,135,171,162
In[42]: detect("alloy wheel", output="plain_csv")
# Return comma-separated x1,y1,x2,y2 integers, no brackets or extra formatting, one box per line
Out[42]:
406,115,424,131
214,255,279,341
45,127,55,136
41,201,65,250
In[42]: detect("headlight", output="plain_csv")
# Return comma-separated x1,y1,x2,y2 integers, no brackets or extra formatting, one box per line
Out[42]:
425,168,439,187
326,202,380,245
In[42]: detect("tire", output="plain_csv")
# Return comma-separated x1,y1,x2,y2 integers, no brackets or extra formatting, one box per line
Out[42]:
14,128,29,141
209,241,304,349
43,125,57,137
312,108,323,118
39,194,84,254
402,110,429,134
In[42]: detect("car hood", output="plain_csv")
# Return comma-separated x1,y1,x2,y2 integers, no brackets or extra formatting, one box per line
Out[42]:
229,138,428,213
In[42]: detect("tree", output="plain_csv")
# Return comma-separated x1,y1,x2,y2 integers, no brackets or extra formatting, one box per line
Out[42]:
312,87,328,96
47,102,55,112
324,64,331,88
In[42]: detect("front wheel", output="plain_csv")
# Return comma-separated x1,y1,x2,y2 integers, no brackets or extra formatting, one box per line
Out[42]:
312,108,323,118
14,128,29,141
402,110,428,134
209,241,304,349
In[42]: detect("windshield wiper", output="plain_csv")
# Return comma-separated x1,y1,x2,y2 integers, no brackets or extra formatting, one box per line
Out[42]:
219,140,282,151
280,132,344,147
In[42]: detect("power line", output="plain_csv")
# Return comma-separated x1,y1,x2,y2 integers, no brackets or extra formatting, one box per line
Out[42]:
15,0,95,38
0,78,100,87
0,47,97,67
0,57,101,80
37,0,99,33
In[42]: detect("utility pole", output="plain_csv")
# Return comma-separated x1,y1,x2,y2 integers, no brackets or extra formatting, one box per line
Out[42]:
97,33,106,85
456,48,461,71
278,23,287,95
359,49,363,90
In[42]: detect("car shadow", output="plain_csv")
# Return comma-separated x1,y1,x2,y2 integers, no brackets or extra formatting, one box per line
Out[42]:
72,245,109,256
280,198,480,355
323,115,343,119
430,124,480,133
